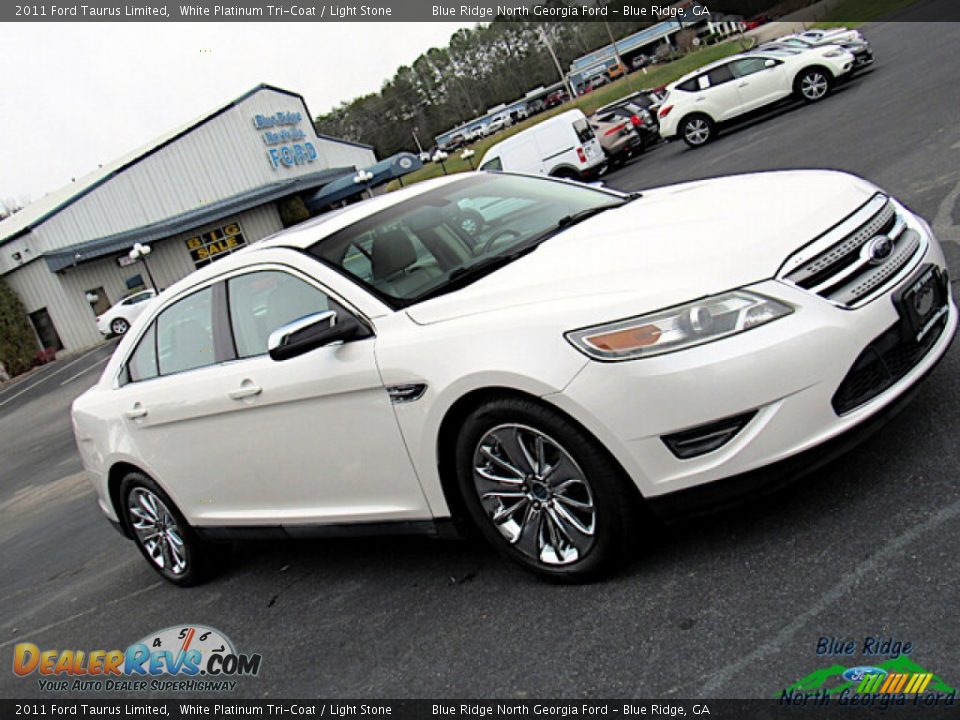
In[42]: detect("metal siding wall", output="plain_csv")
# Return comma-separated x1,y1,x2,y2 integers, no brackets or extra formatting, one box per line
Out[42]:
31,89,372,254
8,204,283,353
5,259,101,351
316,138,376,171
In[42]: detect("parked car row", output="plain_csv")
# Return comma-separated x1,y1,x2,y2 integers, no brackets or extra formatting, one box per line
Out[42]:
658,29,875,148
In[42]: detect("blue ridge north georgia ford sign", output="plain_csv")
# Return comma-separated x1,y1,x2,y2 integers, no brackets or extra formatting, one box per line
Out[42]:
253,110,318,170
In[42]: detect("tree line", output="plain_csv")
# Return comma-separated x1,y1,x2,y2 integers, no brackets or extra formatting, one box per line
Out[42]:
312,0,786,158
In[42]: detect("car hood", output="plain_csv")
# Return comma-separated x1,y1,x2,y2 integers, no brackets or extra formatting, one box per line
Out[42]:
405,170,878,325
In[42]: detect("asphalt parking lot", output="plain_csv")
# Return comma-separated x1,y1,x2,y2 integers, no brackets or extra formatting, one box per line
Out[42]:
2,11,960,701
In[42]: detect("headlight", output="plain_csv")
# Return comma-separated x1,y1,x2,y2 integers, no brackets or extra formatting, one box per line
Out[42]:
565,291,793,361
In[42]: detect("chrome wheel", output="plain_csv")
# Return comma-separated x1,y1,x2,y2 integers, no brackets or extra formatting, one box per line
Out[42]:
111,318,129,335
800,72,829,100
472,424,596,566
128,488,188,576
683,118,710,145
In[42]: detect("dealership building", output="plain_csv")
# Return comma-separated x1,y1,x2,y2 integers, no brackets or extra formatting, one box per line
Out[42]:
0,84,377,353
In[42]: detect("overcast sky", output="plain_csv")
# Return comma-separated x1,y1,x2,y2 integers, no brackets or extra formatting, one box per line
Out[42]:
0,22,476,207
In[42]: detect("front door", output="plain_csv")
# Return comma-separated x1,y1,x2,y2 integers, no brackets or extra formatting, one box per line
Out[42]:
204,266,429,526
729,57,788,112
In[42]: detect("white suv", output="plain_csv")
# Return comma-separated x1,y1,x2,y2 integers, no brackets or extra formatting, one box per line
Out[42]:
659,47,855,147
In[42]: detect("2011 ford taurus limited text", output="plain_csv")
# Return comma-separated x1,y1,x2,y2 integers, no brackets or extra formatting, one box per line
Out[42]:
70,171,957,584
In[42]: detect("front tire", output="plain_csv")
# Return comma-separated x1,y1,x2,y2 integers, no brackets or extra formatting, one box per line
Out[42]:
797,67,832,102
454,398,638,581
680,114,714,148
120,472,224,586
110,318,129,336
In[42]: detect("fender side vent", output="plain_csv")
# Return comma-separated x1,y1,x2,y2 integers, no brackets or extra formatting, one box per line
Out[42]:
662,411,757,460
387,384,427,404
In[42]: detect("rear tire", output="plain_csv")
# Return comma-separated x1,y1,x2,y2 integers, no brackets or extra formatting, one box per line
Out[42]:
680,114,714,148
120,472,225,587
796,67,832,102
454,397,638,582
110,318,129,336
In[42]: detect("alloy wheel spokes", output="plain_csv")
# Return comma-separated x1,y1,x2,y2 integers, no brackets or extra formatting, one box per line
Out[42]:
128,488,188,575
473,424,597,566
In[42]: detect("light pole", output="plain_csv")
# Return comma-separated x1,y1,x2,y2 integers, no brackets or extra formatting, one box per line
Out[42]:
432,150,449,175
538,25,576,101
461,148,476,170
353,169,374,199
128,242,157,290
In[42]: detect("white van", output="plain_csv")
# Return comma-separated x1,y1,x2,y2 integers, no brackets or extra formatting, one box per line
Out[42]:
478,109,605,180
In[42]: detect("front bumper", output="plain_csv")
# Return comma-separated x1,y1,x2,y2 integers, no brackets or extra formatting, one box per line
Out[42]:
550,224,955,508
852,50,875,68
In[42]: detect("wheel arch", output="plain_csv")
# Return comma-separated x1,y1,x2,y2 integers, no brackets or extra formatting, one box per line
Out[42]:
793,64,835,90
107,460,144,537
434,386,642,532
107,460,189,537
548,164,581,179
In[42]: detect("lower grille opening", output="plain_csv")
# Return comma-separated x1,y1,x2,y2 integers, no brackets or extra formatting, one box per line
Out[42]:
832,317,948,415
662,411,758,460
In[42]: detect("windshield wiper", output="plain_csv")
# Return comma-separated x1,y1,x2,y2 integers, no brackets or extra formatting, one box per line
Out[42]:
555,202,624,230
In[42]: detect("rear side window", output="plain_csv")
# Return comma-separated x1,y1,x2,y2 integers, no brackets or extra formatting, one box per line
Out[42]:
676,77,700,92
706,64,735,86
122,292,152,306
156,287,215,375
126,323,158,383
227,271,332,358
480,156,502,171
572,118,595,143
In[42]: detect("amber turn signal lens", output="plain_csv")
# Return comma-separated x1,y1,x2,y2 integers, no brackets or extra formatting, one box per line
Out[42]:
587,325,662,352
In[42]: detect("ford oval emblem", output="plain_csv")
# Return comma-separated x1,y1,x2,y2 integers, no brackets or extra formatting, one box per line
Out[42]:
865,235,894,265
842,666,888,682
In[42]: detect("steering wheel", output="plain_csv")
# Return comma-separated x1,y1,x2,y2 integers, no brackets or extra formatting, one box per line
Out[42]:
480,228,522,255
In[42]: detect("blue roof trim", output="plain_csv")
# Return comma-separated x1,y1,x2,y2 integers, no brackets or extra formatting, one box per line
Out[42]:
2,83,372,248
44,166,354,273
306,153,423,211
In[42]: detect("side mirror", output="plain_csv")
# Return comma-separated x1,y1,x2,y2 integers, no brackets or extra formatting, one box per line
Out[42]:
267,310,370,361
764,59,777,68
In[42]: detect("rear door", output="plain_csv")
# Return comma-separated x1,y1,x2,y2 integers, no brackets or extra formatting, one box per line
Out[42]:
698,63,745,121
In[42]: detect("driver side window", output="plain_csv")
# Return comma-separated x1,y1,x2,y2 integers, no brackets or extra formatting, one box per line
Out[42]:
227,270,333,358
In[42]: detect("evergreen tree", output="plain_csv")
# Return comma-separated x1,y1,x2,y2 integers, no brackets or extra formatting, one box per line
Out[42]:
0,278,38,377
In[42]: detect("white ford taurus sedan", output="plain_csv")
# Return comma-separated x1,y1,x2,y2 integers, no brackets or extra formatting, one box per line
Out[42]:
72,171,956,584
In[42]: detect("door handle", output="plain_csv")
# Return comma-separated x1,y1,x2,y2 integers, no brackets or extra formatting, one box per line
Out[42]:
738,82,749,87
228,382,262,401
124,403,147,419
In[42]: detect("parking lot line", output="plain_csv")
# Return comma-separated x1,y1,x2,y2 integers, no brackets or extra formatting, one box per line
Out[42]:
0,345,107,408
59,357,109,387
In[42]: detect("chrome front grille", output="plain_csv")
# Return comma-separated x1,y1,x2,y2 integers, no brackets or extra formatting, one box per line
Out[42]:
779,195,926,308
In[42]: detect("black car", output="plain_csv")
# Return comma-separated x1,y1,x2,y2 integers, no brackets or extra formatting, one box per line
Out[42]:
594,102,660,149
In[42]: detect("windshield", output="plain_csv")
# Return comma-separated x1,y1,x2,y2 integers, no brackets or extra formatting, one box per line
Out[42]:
307,173,622,308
